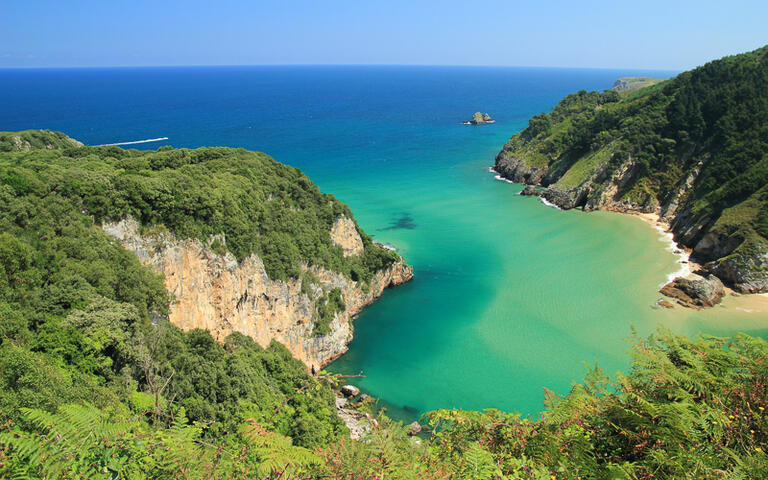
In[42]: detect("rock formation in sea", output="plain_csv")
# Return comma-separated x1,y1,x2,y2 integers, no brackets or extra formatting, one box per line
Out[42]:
660,273,725,308
464,112,494,125
103,217,413,371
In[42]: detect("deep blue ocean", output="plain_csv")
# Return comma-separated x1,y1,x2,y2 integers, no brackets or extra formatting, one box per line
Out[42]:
0,65,673,182
13,66,764,423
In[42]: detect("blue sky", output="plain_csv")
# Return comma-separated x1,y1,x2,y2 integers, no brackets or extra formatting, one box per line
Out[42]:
1,0,766,69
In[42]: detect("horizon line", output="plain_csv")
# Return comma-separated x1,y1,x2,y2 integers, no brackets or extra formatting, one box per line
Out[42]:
0,62,681,73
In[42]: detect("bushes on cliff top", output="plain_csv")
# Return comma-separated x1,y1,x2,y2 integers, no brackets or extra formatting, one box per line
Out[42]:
0,136,398,282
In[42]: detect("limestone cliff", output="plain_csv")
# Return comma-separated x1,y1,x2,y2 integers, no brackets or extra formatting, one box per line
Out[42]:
103,218,413,371
330,216,364,257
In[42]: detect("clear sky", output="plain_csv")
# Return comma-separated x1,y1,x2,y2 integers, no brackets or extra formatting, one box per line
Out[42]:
1,0,766,70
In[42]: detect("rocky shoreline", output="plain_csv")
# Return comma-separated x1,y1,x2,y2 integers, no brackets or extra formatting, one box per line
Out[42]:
501,168,765,309
493,147,768,300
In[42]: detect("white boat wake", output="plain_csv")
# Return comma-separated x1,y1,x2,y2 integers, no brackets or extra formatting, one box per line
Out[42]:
94,137,169,147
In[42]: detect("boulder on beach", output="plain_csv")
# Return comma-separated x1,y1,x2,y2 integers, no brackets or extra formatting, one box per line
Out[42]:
341,384,360,397
660,273,725,308
656,299,675,309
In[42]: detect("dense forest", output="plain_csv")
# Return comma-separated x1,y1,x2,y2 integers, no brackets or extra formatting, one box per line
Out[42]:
0,130,397,282
495,45,768,292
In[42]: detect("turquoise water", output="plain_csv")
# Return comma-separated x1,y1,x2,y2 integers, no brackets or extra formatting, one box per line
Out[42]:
2,66,766,421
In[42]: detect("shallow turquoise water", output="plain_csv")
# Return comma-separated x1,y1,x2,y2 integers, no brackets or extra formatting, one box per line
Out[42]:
330,151,768,421
2,65,766,422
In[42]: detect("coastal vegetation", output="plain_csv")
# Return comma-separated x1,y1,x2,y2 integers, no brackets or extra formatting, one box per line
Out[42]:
495,45,768,293
0,131,397,283
3,322,767,478
1,135,767,479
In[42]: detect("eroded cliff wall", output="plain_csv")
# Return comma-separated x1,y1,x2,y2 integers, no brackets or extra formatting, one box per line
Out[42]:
103,218,412,370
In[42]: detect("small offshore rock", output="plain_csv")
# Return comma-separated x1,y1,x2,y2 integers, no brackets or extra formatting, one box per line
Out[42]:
464,112,494,125
341,384,360,397
660,273,725,308
408,421,422,436
520,185,538,196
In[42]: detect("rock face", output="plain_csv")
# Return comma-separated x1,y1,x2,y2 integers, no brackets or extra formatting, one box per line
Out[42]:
341,385,361,397
335,397,374,440
660,274,725,308
102,217,413,370
705,247,768,293
330,215,364,257
494,154,550,186
465,112,494,125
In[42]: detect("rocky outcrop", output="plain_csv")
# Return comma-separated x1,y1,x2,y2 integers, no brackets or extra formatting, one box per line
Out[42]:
330,215,364,257
464,112,494,125
336,397,375,440
494,154,549,185
520,185,538,196
660,273,725,308
102,217,413,370
705,245,768,293
341,385,360,397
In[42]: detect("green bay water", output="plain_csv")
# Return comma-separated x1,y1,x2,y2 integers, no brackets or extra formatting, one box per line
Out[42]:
327,146,768,421
1,65,766,420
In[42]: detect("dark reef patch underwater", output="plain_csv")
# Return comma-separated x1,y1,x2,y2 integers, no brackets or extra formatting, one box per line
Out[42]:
382,212,417,231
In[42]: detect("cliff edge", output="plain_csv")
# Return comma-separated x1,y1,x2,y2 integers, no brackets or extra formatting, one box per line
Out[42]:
104,218,411,371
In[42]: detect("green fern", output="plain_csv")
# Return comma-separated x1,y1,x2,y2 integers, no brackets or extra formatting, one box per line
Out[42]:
241,420,321,477
0,404,134,479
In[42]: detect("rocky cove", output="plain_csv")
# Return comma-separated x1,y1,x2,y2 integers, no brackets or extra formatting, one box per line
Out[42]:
103,216,413,371
494,150,768,298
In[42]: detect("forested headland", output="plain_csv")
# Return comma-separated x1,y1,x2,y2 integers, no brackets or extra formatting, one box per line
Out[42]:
495,45,768,294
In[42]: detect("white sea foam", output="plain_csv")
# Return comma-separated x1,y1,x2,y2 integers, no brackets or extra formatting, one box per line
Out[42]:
489,166,517,184
539,197,562,210
653,222,692,287
95,137,169,147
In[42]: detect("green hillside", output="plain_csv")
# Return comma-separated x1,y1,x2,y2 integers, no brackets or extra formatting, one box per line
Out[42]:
0,131,397,282
495,45,768,293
